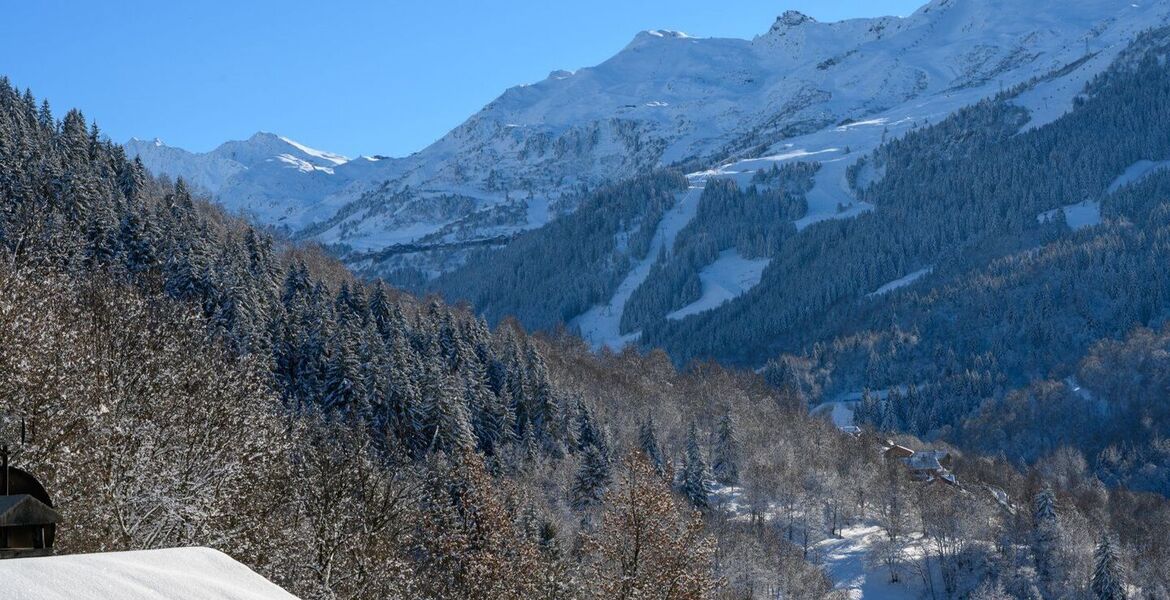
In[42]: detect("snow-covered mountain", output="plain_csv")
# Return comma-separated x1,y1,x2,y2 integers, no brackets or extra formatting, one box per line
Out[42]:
124,132,375,228
126,0,1170,279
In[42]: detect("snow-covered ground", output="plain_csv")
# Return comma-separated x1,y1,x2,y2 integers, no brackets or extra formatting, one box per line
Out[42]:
1107,159,1170,194
813,400,860,428
0,547,299,600
1012,50,1122,132
867,268,933,298
1035,159,1170,231
666,249,770,320
572,182,704,349
815,525,924,600
1038,200,1102,230
814,389,897,428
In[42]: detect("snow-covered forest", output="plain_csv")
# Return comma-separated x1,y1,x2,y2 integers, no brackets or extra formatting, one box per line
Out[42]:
6,1,1170,598
2,67,1170,598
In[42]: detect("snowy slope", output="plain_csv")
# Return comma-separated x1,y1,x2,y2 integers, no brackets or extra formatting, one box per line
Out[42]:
125,133,369,229
815,525,925,600
666,250,771,321
571,181,705,349
867,268,934,297
1107,158,1170,193
0,547,299,600
127,0,1170,281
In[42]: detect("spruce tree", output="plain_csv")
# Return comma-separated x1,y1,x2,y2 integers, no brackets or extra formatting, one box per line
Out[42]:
574,399,601,454
1091,535,1126,600
712,410,740,484
681,422,711,509
1033,485,1061,587
638,415,665,476
571,444,610,511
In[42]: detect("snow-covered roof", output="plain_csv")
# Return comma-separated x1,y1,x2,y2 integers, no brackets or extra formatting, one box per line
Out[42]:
0,547,299,600
904,451,950,471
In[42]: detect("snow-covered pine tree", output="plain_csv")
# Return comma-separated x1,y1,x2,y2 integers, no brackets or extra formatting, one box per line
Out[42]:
681,422,712,509
571,444,610,511
1091,535,1127,600
1033,485,1062,588
420,338,477,455
524,344,562,455
321,305,365,414
574,398,601,454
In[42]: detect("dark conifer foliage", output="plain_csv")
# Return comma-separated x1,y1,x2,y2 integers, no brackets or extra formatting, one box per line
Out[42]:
432,170,688,330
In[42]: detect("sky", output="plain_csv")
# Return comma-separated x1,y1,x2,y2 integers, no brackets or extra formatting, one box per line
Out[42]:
1,0,925,158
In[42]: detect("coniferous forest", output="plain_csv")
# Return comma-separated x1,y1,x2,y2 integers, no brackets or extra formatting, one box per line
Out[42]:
3,75,1170,599
6,14,1170,600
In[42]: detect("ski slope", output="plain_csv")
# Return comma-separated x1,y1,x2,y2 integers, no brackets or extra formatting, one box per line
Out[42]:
572,182,704,349
667,249,770,321
1038,200,1102,230
867,268,934,298
1108,159,1170,194
0,547,299,600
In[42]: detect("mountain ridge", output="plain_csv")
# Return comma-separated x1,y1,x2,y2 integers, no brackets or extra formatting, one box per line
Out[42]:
126,0,1170,286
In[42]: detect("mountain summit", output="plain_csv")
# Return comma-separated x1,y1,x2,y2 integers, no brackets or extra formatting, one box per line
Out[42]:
770,10,817,31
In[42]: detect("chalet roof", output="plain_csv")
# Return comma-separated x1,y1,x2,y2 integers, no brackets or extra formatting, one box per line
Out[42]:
883,443,915,457
0,494,60,527
904,453,944,471
925,471,959,486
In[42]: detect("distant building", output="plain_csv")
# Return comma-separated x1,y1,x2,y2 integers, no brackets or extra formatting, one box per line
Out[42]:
838,425,863,437
879,441,959,487
881,441,915,460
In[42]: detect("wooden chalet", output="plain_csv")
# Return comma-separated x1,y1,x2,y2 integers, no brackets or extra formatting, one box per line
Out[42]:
1,443,60,559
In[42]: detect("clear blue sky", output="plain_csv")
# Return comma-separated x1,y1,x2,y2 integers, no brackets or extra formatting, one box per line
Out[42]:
1,0,924,158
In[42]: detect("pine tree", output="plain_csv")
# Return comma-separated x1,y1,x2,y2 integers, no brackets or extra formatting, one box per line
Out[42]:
712,410,740,484
1091,535,1126,600
1033,485,1061,587
681,422,712,510
637,415,665,476
524,345,561,454
571,444,610,511
321,310,364,413
574,399,601,454
421,358,477,456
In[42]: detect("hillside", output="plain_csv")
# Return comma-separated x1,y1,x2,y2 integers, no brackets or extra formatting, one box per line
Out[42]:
10,72,1170,598
430,12,1170,501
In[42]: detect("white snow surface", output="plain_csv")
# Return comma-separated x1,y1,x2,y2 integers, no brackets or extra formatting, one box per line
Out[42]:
813,400,859,428
815,525,924,600
1038,200,1102,230
867,267,933,297
0,547,299,600
1107,159,1170,193
666,249,770,320
125,0,1170,273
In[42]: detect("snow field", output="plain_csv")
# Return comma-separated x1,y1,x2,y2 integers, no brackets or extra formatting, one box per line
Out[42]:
0,547,299,600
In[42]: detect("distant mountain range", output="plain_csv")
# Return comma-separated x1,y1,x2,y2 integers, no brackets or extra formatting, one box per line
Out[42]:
127,0,1170,339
